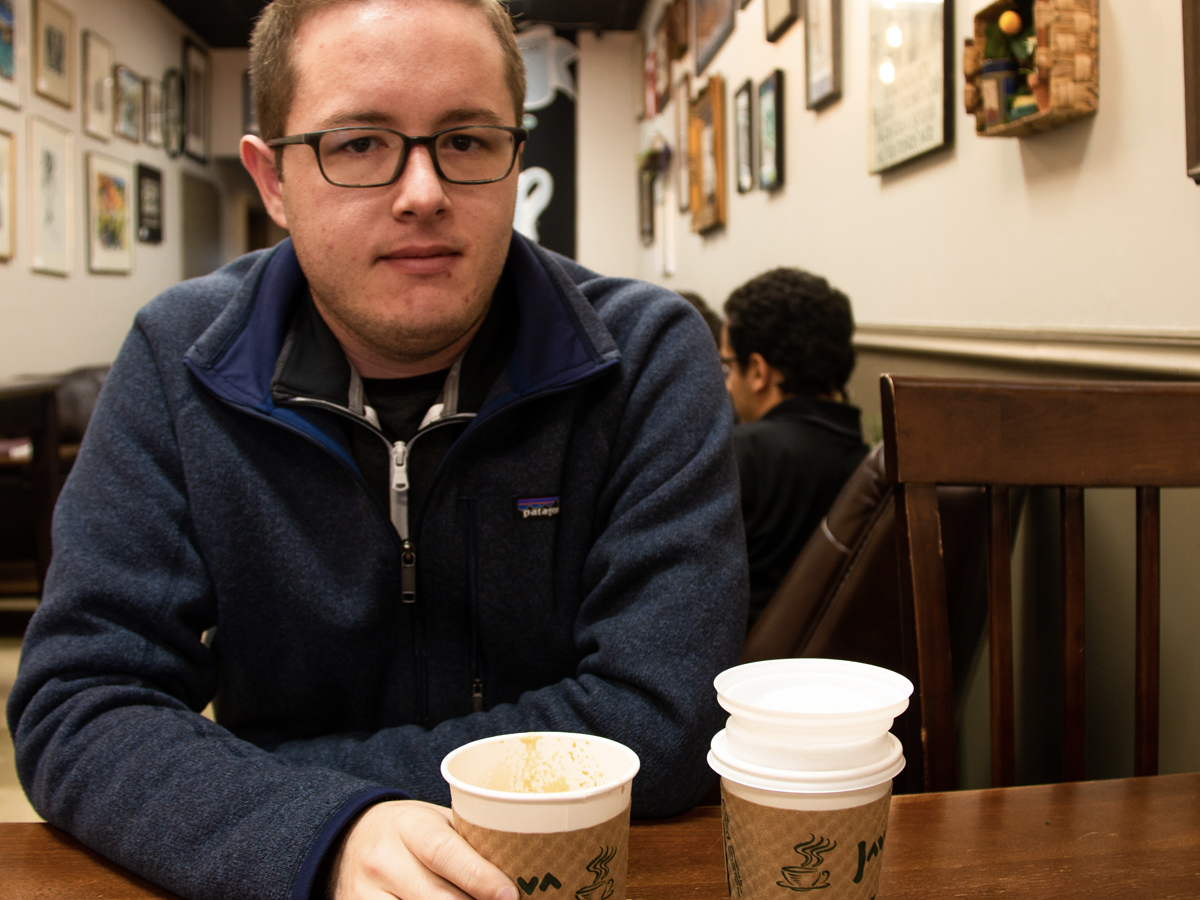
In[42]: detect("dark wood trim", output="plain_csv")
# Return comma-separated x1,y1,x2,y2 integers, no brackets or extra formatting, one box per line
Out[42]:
987,485,1015,788
1135,486,1161,776
1061,486,1087,782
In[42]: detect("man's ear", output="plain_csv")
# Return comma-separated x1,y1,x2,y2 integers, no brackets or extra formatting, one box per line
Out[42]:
241,135,289,230
745,352,772,394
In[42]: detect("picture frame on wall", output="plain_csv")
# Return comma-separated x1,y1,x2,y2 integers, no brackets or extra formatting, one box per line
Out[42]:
666,0,688,60
674,75,690,212
34,0,73,108
183,38,209,162
763,0,799,43
1184,0,1200,183
29,114,70,274
113,65,142,142
643,41,658,118
0,127,14,261
653,10,672,114
868,0,954,174
136,162,161,244
805,0,842,109
82,31,112,139
688,72,726,234
163,67,183,157
692,0,734,76
734,78,753,194
758,69,784,191
639,163,655,246
1,0,21,110
145,75,163,147
86,150,132,273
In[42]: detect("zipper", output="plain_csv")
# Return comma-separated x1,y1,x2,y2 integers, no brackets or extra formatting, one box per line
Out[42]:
461,497,484,712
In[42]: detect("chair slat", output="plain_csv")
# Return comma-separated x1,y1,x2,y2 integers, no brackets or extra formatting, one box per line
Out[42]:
1135,487,1161,777
988,486,1016,788
1061,487,1087,782
895,482,957,792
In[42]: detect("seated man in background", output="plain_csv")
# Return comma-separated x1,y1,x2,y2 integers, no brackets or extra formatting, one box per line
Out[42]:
7,2,747,899
721,268,869,628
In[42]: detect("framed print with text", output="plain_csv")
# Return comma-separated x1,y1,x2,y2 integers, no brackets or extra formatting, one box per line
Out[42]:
0,128,14,260
805,0,841,109
674,75,690,212
692,0,734,75
763,0,799,43
1,0,21,110
86,150,132,273
113,64,141,142
145,75,163,147
163,67,183,157
183,38,209,161
688,72,726,234
758,69,784,191
136,162,161,243
734,79,753,193
868,0,953,174
34,0,72,107
29,114,70,274
82,30,112,139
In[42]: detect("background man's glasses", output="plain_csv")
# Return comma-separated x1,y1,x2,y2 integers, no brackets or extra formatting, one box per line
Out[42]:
266,125,529,187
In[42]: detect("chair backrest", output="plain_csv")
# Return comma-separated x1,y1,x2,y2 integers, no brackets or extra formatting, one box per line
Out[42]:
881,374,1200,793
743,442,992,794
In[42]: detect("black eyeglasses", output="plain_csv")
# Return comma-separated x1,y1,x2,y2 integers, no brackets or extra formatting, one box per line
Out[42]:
266,125,529,187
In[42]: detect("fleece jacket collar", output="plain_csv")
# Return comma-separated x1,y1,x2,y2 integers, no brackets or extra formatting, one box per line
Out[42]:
183,233,619,462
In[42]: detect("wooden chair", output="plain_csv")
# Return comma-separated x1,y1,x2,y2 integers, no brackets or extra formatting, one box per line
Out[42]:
881,374,1200,793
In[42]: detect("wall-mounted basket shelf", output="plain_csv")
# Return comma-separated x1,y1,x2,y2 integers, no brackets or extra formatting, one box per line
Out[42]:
964,0,1098,138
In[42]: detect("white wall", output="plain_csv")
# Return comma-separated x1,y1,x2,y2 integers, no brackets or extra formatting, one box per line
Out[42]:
0,0,233,380
591,0,1200,332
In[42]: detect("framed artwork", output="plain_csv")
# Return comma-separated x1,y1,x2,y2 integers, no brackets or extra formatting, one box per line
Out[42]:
688,73,726,234
183,39,209,162
758,69,784,191
86,151,132,273
144,75,163,147
734,79,753,194
1,0,20,110
764,0,799,43
639,163,655,246
653,10,671,114
666,0,688,60
29,114,70,274
674,75,690,212
0,128,13,261
868,0,954,174
82,31,112,139
34,0,72,108
692,0,734,75
805,0,842,109
163,67,183,157
113,65,141,142
1185,0,1200,183
136,162,161,243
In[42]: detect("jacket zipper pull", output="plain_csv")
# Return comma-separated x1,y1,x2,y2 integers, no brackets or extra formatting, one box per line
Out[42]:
401,540,416,604
471,678,484,712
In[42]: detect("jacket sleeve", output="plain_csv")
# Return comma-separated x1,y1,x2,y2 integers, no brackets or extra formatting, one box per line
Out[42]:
265,289,750,818
5,323,406,900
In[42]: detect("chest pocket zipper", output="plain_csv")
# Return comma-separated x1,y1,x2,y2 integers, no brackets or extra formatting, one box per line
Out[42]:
461,497,484,712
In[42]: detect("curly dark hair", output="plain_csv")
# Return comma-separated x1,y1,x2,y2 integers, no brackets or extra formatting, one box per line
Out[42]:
723,268,855,396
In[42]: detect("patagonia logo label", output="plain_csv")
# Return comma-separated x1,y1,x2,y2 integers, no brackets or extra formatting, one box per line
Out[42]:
515,496,561,520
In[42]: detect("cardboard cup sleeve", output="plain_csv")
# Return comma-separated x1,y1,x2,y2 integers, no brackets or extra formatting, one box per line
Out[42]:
720,784,893,900
454,805,631,899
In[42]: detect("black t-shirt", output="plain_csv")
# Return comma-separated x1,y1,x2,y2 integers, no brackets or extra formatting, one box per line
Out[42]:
362,369,449,445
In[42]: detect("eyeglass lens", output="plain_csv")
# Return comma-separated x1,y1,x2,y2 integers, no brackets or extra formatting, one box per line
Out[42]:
317,127,517,186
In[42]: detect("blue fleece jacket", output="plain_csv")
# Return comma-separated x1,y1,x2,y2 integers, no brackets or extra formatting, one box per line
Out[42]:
7,234,748,900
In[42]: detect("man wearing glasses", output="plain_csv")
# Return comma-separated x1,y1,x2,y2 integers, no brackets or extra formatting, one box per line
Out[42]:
8,2,746,900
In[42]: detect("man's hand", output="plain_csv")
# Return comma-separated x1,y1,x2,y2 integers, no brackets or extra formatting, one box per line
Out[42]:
330,800,518,900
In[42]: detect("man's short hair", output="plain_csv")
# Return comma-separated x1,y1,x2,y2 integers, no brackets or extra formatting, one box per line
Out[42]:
723,267,856,397
250,0,527,145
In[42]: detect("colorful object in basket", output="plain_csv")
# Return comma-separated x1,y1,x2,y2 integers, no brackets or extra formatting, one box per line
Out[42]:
441,732,640,899
708,659,914,900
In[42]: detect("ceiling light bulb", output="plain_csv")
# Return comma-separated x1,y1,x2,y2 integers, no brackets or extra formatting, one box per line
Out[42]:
880,60,896,83
887,24,902,47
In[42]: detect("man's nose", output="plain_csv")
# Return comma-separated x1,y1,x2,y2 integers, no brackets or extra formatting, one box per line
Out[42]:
390,144,450,217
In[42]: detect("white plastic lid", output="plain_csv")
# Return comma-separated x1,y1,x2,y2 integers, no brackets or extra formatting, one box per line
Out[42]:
708,729,905,794
714,659,913,730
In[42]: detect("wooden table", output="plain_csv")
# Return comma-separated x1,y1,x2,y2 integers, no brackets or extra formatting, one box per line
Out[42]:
3,773,1199,898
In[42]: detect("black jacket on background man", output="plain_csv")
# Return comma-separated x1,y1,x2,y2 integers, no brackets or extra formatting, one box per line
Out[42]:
734,395,869,626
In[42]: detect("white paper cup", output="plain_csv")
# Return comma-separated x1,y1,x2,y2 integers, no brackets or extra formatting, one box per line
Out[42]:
442,733,640,900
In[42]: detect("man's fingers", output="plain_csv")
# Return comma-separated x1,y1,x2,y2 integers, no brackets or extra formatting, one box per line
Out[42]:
400,805,517,900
